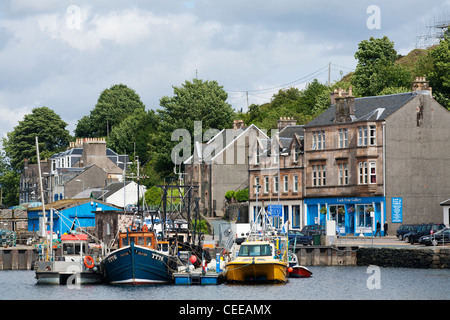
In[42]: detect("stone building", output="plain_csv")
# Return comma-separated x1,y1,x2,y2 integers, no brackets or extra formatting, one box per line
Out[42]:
303,78,450,235
184,121,268,217
248,119,305,230
19,138,130,204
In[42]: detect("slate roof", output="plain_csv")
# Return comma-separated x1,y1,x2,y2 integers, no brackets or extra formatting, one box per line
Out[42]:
305,92,417,127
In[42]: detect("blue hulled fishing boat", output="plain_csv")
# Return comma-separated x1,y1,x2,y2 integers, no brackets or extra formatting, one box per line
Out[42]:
101,227,178,284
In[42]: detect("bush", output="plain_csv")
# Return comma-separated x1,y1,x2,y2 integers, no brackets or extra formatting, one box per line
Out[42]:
235,189,249,202
225,190,236,201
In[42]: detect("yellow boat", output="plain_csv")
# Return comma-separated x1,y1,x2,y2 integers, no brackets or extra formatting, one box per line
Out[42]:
225,241,288,284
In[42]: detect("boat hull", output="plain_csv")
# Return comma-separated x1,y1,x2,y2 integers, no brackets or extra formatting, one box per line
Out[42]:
225,259,288,284
289,265,313,278
35,261,102,285
102,242,176,285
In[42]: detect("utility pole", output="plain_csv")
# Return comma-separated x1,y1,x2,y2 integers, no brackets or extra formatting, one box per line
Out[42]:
328,62,331,86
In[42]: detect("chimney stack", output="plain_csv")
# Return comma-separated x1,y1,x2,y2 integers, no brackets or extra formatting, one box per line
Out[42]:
333,87,355,123
277,117,297,132
233,119,245,130
412,77,432,96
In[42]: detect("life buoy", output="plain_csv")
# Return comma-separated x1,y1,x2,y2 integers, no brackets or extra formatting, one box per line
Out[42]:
84,255,95,269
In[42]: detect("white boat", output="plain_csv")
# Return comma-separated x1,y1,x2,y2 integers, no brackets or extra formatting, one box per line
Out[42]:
35,233,103,285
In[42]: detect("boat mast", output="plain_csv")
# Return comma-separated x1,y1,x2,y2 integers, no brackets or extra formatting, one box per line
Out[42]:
36,136,52,260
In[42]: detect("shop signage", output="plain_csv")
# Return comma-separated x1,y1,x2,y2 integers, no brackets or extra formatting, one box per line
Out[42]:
267,204,283,217
337,198,362,203
391,197,403,223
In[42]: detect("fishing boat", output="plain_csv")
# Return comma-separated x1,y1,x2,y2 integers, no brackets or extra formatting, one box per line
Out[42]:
101,226,179,285
225,240,288,283
225,204,289,284
35,232,103,285
288,251,313,278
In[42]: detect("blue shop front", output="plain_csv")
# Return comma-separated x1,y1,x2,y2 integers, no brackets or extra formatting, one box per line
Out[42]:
304,196,386,236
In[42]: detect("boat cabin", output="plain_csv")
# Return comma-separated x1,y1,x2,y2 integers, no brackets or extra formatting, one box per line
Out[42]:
60,233,90,262
118,231,157,249
238,241,274,257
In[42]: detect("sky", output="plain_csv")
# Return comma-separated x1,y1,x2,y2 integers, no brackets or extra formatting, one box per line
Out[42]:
0,0,449,147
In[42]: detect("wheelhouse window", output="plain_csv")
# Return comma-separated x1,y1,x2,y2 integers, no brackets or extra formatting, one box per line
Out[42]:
238,244,272,257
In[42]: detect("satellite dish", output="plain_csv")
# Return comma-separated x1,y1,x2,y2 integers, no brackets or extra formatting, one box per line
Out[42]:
224,228,231,237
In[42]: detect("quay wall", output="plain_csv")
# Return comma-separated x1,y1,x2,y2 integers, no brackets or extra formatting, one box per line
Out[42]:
294,246,450,269
356,247,450,269
0,248,38,270
0,246,449,270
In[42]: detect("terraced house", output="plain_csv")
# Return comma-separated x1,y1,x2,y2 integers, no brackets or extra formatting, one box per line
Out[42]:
303,78,450,235
248,118,305,230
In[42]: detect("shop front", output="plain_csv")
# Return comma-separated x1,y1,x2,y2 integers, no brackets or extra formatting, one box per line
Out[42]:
304,196,386,236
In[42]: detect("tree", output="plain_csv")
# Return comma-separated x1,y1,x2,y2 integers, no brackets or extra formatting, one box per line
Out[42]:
3,106,72,171
154,79,234,175
352,36,411,97
75,84,146,138
428,36,450,110
0,152,19,207
107,108,159,162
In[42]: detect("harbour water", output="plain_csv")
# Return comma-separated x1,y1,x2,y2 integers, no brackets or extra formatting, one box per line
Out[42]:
0,266,448,300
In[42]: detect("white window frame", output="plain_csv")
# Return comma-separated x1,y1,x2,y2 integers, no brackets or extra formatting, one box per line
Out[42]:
339,163,349,185
369,161,377,184
273,176,279,194
283,175,288,193
359,162,368,185
338,128,348,148
369,125,376,146
264,176,269,194
254,176,260,194
293,175,298,193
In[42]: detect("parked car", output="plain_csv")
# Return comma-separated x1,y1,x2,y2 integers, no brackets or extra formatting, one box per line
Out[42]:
301,225,325,236
420,228,450,246
404,223,446,244
396,224,419,241
288,230,313,246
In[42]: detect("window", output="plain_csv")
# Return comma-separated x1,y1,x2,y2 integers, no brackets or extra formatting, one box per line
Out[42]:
293,175,298,193
369,125,376,145
359,162,368,184
255,147,260,165
273,176,279,193
312,165,326,186
283,176,288,193
369,162,377,184
312,131,326,150
312,166,317,186
338,129,348,148
239,244,272,257
254,177,260,194
358,126,368,146
293,148,299,163
356,205,373,228
264,176,269,193
339,163,349,185
292,205,300,228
